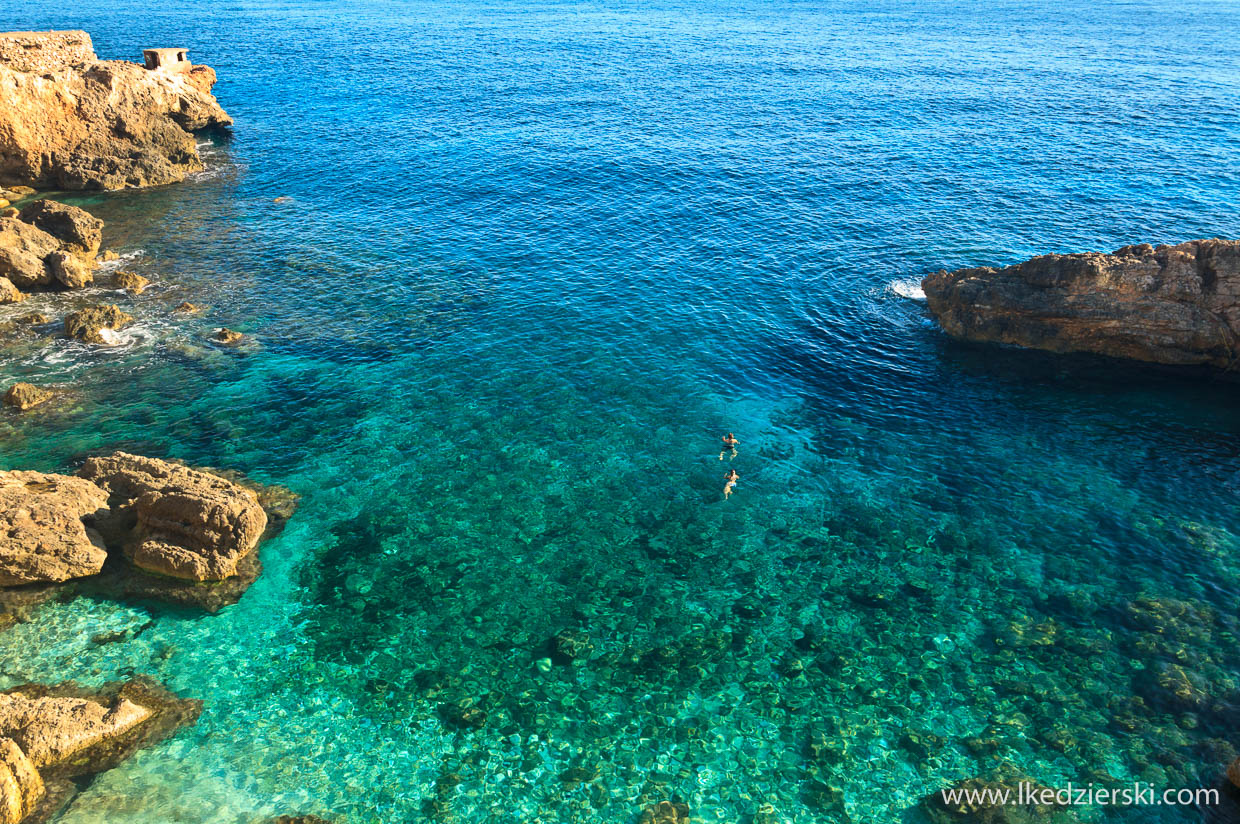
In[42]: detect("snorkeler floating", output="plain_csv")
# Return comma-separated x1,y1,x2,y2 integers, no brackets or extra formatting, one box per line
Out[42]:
719,432,738,460
723,468,739,500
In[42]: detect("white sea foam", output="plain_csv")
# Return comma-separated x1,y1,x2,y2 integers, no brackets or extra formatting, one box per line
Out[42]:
889,278,926,300
96,249,146,274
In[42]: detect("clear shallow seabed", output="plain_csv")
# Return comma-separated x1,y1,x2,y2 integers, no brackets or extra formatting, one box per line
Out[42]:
2,0,1240,822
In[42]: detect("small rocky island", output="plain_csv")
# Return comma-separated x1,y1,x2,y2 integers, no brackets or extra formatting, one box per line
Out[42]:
0,30,230,190
922,238,1240,369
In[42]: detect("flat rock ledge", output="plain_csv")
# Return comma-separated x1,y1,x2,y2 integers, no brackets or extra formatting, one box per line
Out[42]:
0,453,295,616
922,238,1240,369
0,676,200,824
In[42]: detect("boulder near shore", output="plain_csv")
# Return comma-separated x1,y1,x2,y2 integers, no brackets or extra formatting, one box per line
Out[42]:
0,30,231,191
922,238,1240,369
0,453,291,614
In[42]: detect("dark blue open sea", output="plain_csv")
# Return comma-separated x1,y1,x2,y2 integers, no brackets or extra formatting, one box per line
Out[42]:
2,0,1240,821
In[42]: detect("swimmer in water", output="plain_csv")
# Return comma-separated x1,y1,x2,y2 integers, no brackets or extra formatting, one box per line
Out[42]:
723,468,739,500
719,432,738,461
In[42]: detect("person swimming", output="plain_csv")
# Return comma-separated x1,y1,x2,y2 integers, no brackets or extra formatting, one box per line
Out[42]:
719,432,738,460
723,468,739,500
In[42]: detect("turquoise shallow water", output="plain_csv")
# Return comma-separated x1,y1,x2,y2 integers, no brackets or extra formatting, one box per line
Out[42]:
2,0,1240,821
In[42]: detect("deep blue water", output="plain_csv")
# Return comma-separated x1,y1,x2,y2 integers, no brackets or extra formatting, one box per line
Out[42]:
2,0,1240,821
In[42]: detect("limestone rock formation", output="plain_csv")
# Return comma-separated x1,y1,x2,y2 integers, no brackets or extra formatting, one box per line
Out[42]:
46,251,91,289
0,471,109,586
213,328,244,345
922,239,1240,369
0,219,58,288
0,692,149,769
2,383,53,411
78,452,267,581
16,200,102,261
113,270,148,293
0,279,21,304
0,31,232,190
0,738,42,824
0,677,201,822
64,304,133,345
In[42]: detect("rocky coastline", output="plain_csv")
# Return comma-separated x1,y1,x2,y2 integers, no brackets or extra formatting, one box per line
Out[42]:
922,238,1240,370
0,31,298,823
0,31,231,191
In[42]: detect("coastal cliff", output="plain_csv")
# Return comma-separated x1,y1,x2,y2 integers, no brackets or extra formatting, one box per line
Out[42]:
0,31,231,190
922,239,1240,369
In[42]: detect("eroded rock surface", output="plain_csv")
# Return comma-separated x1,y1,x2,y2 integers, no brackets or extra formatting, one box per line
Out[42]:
16,201,101,261
63,305,133,345
0,738,42,824
0,693,148,769
922,239,1240,368
78,452,267,581
0,471,108,586
0,31,231,191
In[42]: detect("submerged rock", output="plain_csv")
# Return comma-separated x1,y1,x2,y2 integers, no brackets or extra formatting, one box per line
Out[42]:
0,471,108,586
0,676,200,822
922,239,1240,369
638,801,692,824
550,629,593,664
63,304,133,344
173,301,206,315
78,452,267,582
0,31,232,191
2,383,53,411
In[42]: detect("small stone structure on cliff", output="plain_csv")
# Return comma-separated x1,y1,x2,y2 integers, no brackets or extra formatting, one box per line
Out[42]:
0,31,94,72
142,47,190,73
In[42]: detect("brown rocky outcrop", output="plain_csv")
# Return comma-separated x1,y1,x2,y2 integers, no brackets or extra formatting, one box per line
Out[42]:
63,305,133,345
45,252,91,289
78,452,267,582
0,202,103,300
15,201,101,261
922,239,1240,368
0,693,148,769
0,738,42,824
0,278,21,304
0,471,108,586
0,31,231,190
113,271,148,293
0,677,201,823
2,384,53,411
